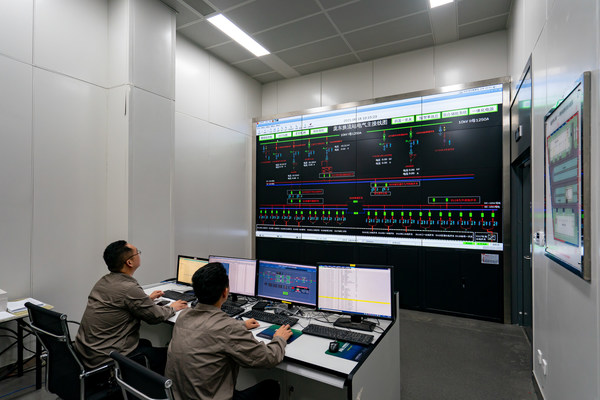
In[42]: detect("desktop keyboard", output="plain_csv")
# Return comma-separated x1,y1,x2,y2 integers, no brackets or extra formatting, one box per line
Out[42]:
162,290,196,302
302,324,374,346
239,310,299,327
221,303,245,317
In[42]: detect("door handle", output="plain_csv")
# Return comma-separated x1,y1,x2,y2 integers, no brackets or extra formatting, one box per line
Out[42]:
523,256,531,260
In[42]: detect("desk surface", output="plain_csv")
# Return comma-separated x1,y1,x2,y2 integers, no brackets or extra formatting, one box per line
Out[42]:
144,282,393,378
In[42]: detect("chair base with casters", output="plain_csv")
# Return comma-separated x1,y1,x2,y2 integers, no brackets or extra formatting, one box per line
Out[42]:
24,302,121,400
110,351,174,400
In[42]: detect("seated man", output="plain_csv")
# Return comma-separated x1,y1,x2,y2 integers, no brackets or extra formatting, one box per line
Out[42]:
166,262,293,400
75,240,187,374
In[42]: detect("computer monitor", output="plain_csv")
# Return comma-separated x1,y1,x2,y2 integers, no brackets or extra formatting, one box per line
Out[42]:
208,255,257,303
257,260,317,308
176,255,209,285
317,263,393,331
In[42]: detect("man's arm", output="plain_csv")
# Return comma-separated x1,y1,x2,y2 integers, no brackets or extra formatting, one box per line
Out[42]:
226,323,292,368
124,285,180,323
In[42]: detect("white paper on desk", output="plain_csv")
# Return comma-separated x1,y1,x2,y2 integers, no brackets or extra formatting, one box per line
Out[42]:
0,311,14,319
7,298,44,313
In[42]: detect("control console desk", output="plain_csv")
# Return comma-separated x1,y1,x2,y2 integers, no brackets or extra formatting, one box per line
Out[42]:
142,282,400,400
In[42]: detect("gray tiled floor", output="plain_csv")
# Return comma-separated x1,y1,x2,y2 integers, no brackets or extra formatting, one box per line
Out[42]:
2,309,538,400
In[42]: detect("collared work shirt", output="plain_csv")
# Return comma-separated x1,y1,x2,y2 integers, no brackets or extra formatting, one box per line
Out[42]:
74,272,174,369
165,303,286,400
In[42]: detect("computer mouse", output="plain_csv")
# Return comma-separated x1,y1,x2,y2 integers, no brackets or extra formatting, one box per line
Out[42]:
329,341,340,353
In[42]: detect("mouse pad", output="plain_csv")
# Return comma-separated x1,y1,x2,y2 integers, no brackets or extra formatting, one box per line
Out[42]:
257,325,303,344
325,341,370,361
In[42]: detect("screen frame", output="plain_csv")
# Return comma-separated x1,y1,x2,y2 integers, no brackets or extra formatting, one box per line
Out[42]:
208,255,258,297
316,262,395,320
256,259,318,307
176,255,209,286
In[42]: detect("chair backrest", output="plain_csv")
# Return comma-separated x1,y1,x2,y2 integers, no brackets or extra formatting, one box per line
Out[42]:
110,351,174,400
25,302,86,400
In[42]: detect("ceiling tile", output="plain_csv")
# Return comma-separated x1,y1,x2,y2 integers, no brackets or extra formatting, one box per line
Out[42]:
344,12,432,51
458,15,508,39
253,14,339,53
206,0,251,11
294,54,359,75
457,0,512,25
209,41,255,63
160,0,202,27
225,0,322,34
276,36,353,66
178,20,230,48
328,0,429,32
182,0,216,16
253,71,286,84
357,35,434,61
233,58,275,76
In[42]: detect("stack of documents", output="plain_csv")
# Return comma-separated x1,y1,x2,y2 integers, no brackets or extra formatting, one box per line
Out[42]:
7,298,44,313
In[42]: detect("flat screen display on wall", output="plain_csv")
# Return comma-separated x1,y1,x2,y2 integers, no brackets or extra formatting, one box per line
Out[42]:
255,84,504,251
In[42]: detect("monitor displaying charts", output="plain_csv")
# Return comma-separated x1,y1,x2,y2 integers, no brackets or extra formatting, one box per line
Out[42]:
257,260,317,307
208,255,257,297
176,255,209,285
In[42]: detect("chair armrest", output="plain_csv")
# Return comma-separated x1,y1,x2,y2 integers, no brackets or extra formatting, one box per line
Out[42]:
81,361,114,379
67,320,81,326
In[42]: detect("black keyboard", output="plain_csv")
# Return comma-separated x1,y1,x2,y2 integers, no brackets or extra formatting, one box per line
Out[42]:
239,310,299,327
162,290,196,302
221,303,245,317
302,324,374,346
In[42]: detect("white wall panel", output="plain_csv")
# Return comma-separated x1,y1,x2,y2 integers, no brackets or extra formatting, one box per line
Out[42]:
204,127,251,257
108,0,130,87
373,48,434,98
107,86,130,242
209,56,257,135
261,81,278,117
0,58,33,299
277,74,322,114
0,0,33,63
34,0,107,86
175,36,210,120
31,69,107,321
128,88,174,285
322,62,373,106
174,114,211,261
132,0,175,99
435,31,508,87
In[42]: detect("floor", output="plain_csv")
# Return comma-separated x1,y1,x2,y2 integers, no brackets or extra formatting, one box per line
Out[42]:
0,309,538,400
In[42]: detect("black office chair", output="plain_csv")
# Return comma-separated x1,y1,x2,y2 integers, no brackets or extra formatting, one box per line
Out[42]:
110,351,175,400
25,302,120,400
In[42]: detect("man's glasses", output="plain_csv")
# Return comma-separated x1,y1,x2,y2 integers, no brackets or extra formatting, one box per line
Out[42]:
126,250,141,261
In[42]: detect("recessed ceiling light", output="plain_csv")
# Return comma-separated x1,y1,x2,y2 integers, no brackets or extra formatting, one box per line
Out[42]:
207,14,270,57
430,0,454,8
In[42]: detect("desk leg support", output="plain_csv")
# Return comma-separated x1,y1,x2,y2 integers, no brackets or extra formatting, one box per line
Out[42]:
17,320,24,377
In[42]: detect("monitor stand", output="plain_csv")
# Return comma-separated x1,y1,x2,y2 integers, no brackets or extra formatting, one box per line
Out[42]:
226,294,247,307
333,315,376,332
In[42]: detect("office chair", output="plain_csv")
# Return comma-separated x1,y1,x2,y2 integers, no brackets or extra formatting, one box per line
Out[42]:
25,302,120,400
110,351,175,400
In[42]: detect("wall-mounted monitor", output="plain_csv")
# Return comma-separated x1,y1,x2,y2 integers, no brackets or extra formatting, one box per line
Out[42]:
254,84,505,251
544,72,591,280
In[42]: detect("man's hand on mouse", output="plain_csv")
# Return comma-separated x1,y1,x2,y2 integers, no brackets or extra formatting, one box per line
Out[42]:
274,324,293,341
170,300,188,311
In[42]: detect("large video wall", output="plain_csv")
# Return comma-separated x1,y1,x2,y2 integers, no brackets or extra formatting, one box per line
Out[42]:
255,84,504,251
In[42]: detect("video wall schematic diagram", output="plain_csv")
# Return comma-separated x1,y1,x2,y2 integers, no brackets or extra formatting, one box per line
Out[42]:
255,85,504,251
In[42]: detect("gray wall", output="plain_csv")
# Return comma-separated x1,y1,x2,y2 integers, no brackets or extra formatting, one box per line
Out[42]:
509,1,600,399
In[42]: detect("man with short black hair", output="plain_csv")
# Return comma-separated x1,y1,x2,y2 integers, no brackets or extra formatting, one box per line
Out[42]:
166,262,292,400
75,240,187,374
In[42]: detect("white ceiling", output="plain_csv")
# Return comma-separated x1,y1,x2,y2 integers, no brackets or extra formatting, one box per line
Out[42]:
160,0,512,84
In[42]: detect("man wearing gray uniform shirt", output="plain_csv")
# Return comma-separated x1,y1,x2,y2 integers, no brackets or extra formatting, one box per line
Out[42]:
75,240,187,374
166,262,292,400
